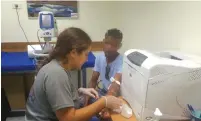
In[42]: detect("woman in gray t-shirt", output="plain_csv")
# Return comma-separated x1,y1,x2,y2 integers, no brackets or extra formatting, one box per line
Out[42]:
25,27,122,121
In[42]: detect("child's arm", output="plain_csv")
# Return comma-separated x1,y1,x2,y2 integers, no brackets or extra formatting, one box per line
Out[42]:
89,71,100,89
99,73,122,119
84,71,100,106
107,73,122,96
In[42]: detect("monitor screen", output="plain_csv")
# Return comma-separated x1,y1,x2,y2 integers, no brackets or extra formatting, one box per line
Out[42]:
42,14,51,28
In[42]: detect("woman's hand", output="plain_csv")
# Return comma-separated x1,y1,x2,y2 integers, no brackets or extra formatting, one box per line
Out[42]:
78,88,99,99
104,96,122,110
98,96,122,120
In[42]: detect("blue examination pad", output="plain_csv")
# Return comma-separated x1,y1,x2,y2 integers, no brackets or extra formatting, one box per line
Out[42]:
82,52,96,69
1,51,95,73
1,52,36,73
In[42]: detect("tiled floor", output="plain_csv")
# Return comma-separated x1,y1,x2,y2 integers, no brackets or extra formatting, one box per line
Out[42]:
6,116,25,121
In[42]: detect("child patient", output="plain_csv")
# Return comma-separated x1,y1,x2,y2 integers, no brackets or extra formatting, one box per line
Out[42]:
84,28,123,120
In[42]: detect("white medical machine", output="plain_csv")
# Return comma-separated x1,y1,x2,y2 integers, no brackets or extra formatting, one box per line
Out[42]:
28,11,58,58
121,49,201,121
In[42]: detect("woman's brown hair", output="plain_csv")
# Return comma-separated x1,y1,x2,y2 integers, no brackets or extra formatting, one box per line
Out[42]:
37,27,92,71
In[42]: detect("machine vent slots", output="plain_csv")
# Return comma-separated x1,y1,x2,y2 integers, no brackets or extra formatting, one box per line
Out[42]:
188,69,201,81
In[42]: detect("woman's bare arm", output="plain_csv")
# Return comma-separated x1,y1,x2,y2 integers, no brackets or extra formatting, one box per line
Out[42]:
56,97,105,121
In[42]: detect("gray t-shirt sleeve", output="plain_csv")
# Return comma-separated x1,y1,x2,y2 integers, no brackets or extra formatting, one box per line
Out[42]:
44,72,74,112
